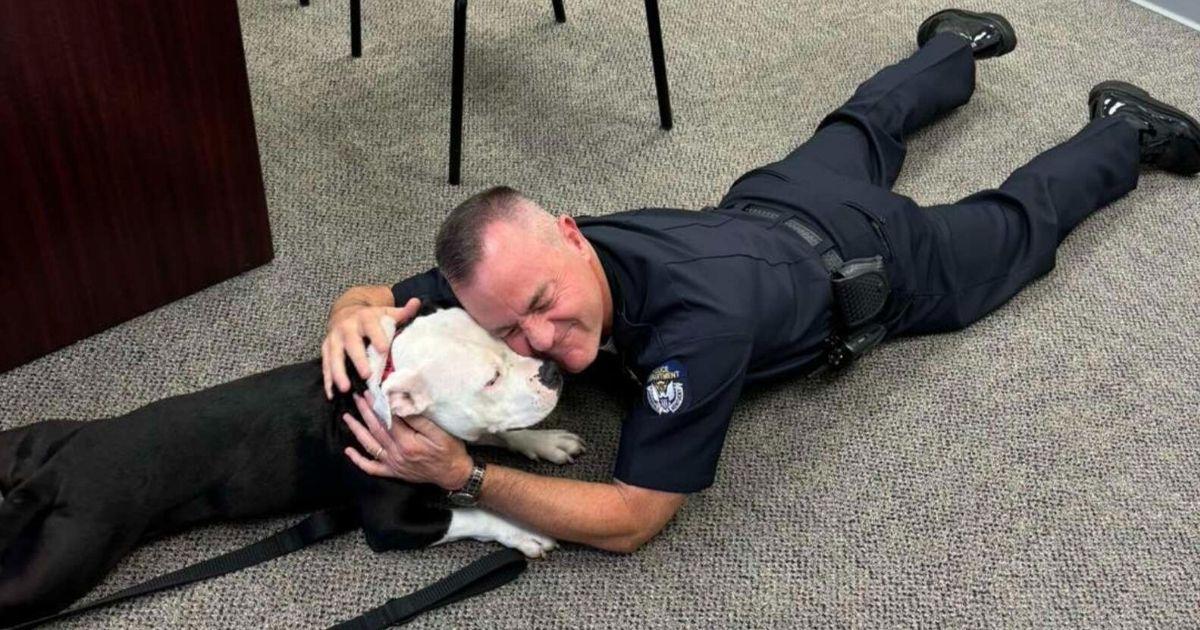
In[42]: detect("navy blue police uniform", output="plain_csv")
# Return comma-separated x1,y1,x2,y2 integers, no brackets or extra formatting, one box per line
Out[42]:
392,33,1143,494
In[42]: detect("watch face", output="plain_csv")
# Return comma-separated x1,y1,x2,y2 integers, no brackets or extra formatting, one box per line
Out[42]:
448,492,475,507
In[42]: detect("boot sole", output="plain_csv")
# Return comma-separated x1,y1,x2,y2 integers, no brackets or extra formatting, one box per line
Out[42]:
917,9,1018,58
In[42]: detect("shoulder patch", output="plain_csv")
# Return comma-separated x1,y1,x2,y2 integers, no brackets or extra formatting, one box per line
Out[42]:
645,360,687,415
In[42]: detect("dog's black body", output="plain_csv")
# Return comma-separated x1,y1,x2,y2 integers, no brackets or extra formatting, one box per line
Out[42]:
0,358,451,624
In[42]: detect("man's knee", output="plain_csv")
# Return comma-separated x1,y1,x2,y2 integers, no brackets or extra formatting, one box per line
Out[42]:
944,247,1057,330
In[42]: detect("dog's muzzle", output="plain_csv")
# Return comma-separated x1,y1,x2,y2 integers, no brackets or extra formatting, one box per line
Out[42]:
537,362,563,390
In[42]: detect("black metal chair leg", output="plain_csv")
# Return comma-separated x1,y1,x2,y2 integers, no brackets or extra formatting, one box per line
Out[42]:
449,0,468,185
551,0,566,23
643,0,672,129
350,0,362,57
299,0,309,7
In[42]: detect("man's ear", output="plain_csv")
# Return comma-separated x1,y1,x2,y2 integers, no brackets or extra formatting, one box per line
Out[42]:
383,368,432,417
557,215,587,254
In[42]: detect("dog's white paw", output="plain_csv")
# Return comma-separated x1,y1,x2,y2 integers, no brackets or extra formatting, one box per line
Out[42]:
499,528,558,559
440,508,558,558
502,430,586,464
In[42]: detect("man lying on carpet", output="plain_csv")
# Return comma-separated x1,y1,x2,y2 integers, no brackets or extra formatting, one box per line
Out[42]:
323,8,1200,554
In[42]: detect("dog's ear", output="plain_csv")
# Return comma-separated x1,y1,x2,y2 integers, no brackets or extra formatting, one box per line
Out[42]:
384,368,432,417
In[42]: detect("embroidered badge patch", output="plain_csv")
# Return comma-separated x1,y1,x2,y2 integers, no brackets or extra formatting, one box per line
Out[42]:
645,360,686,415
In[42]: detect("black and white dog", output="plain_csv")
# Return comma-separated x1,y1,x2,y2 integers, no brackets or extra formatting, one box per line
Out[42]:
0,308,582,624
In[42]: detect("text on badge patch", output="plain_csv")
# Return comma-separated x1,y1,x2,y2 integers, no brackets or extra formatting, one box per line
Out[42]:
645,360,686,415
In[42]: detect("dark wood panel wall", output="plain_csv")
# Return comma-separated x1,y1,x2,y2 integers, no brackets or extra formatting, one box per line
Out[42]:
0,0,273,372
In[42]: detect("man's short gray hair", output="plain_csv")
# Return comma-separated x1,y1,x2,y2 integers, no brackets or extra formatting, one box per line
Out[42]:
435,186,529,285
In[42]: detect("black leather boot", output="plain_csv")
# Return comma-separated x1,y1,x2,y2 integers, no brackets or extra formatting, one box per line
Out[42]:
917,8,1017,59
1090,81,1200,176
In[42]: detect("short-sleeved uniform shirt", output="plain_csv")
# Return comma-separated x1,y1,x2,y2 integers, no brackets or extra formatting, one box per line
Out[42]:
393,208,834,493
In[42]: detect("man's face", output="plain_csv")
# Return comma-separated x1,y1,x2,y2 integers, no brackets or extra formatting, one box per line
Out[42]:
452,213,607,374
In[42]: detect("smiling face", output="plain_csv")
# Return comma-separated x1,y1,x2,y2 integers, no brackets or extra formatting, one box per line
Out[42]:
376,309,563,441
451,208,612,374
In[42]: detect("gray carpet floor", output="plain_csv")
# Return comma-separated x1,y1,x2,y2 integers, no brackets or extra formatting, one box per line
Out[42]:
3,0,1199,627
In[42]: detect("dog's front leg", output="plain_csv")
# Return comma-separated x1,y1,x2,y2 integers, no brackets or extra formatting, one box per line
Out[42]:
476,430,586,464
436,508,557,558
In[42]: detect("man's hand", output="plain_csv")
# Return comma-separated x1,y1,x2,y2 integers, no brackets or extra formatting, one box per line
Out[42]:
321,294,421,399
342,392,473,491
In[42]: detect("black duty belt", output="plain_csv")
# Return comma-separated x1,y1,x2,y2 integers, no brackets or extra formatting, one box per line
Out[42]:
7,507,527,630
714,203,891,372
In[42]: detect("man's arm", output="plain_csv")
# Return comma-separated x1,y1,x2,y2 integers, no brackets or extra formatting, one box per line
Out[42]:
340,396,685,554
477,465,685,554
331,284,395,314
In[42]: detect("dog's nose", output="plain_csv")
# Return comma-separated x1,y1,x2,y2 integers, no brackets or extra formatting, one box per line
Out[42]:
537,362,562,390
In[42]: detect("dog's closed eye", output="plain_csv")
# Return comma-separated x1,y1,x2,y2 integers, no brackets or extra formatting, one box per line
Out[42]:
485,370,501,387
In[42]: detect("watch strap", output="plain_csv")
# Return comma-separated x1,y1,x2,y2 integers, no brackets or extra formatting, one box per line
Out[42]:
449,461,486,505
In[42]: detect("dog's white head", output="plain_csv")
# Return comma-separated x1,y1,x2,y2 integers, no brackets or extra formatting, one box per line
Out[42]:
366,308,563,442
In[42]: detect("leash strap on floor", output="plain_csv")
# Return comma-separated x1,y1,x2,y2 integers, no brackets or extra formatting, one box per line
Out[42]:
327,547,528,630
9,507,361,630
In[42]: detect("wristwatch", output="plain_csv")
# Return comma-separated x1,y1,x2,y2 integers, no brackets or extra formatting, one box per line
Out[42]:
447,461,487,507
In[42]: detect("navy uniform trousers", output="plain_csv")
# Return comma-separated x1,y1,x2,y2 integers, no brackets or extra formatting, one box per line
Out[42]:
719,32,1142,337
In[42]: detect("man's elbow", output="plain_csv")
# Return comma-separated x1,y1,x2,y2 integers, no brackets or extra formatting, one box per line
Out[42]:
595,524,662,555
596,482,685,554
595,534,647,555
